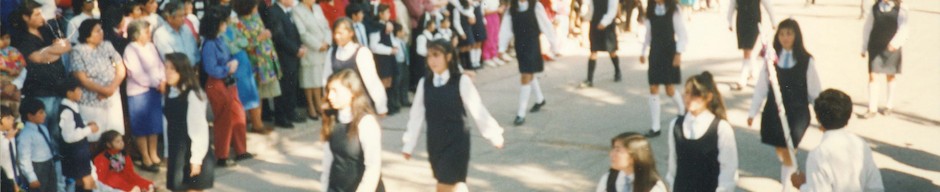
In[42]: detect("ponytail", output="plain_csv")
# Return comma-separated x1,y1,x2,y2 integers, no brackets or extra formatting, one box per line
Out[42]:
685,71,728,120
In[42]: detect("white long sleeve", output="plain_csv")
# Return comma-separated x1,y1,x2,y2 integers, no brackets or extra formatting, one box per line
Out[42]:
666,118,677,190
320,142,333,192
498,10,514,53
0,136,16,179
666,113,739,192
416,34,430,56
322,44,389,114
799,130,884,192
458,75,504,147
186,91,211,165
498,2,558,54
861,13,874,53
580,0,619,27
861,5,909,53
748,57,821,117
761,0,777,27
60,101,93,143
641,6,688,55
401,78,427,154
369,29,396,55
449,0,477,16
726,0,735,27
356,115,383,192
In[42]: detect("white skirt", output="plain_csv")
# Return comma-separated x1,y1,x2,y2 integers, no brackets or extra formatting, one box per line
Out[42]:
79,92,127,142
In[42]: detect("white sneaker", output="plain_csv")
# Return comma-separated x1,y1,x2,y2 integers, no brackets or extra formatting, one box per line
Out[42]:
485,61,497,67
492,58,507,66
500,54,514,62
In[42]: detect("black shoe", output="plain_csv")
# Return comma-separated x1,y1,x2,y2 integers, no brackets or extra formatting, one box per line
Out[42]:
137,163,159,173
291,115,306,123
579,80,593,88
645,130,661,137
217,159,236,167
513,116,525,126
614,73,622,82
275,121,294,129
529,100,546,113
858,112,877,119
308,114,320,121
235,153,255,161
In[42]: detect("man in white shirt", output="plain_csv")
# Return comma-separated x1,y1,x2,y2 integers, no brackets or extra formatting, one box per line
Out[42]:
791,89,884,192
67,0,100,44
152,1,200,64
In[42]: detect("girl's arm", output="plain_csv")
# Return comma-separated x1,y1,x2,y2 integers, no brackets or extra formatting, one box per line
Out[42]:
458,75,504,147
187,92,211,165
401,78,427,154
497,10,514,53
861,11,874,53
672,7,689,54
806,58,822,103
594,173,609,192
889,7,909,49
535,3,559,54
320,142,334,192
598,0,619,28
355,48,389,114
760,0,777,28
356,115,382,192
60,109,92,143
726,0,736,28
748,63,770,118
715,121,739,192
665,118,678,191
453,9,467,38
369,31,395,55
416,36,429,56
640,18,652,56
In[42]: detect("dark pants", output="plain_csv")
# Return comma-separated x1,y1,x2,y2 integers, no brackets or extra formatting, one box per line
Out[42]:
31,160,57,192
274,58,300,123
388,61,410,113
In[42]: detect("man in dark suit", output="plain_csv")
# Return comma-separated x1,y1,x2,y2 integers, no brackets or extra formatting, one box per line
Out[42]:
266,0,307,128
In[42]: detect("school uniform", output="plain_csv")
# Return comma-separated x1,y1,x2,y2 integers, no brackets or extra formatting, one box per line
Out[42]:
165,88,215,191
472,4,488,43
438,29,455,43
727,0,776,49
665,111,738,192
498,0,559,74
409,30,438,91
402,71,504,184
1,133,21,191
320,109,385,192
595,169,668,192
369,21,402,79
862,1,907,75
641,4,687,85
322,43,389,115
58,99,93,180
16,122,63,192
798,129,884,191
451,0,478,47
582,0,619,52
748,50,821,148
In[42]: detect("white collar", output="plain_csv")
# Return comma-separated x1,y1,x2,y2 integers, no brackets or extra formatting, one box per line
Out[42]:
685,110,716,124
338,108,353,123
61,99,80,110
278,2,293,12
168,87,182,98
433,70,452,86
821,129,848,140
339,42,359,51
423,30,434,37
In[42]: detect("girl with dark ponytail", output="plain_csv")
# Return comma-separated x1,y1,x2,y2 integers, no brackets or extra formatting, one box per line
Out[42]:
665,71,739,191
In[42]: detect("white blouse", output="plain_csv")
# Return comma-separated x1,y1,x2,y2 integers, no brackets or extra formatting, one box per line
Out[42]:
748,53,822,118
726,0,777,30
579,0,619,27
498,1,559,54
168,87,210,165
666,111,739,192
59,99,93,144
320,109,383,192
369,21,400,55
641,4,689,55
416,30,438,57
861,2,909,53
322,43,389,114
402,71,505,154
595,171,669,192
0,135,16,180
799,129,884,192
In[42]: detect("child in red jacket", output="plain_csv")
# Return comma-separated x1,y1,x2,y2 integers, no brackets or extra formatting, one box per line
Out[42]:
93,130,153,191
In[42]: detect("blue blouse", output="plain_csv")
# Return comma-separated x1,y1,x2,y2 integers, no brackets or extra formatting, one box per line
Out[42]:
201,38,235,79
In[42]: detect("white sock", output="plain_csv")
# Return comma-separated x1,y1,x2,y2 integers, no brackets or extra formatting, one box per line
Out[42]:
649,95,662,132
781,165,797,192
531,78,545,103
671,90,685,114
471,48,482,67
518,83,532,117
739,58,751,85
455,182,469,192
886,80,896,109
868,81,879,113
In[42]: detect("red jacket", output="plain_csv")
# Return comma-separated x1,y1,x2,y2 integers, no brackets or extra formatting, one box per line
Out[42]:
93,150,153,191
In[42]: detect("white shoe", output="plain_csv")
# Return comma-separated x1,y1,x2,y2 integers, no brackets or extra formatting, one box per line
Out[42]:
492,58,507,66
485,61,497,67
500,54,514,62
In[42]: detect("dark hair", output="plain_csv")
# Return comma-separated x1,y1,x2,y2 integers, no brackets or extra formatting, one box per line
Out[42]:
165,53,203,100
127,20,151,41
510,0,535,15
123,3,143,16
345,3,363,17
773,19,812,65
392,22,402,34
233,0,259,16
19,98,45,123
321,69,375,140
162,0,186,18
423,18,436,31
376,4,390,20
97,130,124,154
610,132,662,192
78,19,102,44
814,89,852,130
200,6,229,39
59,76,83,97
685,71,728,119
424,39,462,80
645,0,679,19
73,0,96,15
0,106,12,118
333,17,357,43
12,0,43,31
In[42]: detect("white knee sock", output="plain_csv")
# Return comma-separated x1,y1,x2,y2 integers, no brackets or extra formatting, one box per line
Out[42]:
518,83,532,117
886,80,896,109
739,58,752,85
868,81,879,113
781,165,797,192
649,94,662,132
471,48,482,67
671,90,685,114
531,78,545,103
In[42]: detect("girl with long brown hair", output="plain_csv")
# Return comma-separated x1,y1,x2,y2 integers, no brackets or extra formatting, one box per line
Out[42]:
665,71,738,191
319,69,385,191
596,132,667,192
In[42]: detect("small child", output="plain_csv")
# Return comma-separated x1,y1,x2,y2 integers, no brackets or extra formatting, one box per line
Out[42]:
596,132,667,192
17,98,63,192
0,31,25,117
1,106,22,192
93,130,154,192
438,17,457,47
58,77,100,191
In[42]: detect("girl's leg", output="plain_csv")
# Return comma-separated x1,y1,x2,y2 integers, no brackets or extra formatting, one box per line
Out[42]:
135,136,152,166
583,51,598,86
885,75,896,114
313,87,324,117
776,147,798,192
382,77,393,88
649,85,662,134
515,73,535,125
436,183,456,192
736,49,754,90
866,73,880,115
471,43,483,67
304,88,317,119
147,135,160,164
665,84,685,114
530,76,546,112
81,175,96,190
610,52,622,81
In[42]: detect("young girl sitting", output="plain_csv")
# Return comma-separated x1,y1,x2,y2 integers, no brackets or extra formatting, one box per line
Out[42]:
93,130,154,192
596,132,667,192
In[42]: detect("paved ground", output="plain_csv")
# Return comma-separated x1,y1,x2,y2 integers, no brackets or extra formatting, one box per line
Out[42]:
136,0,939,191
